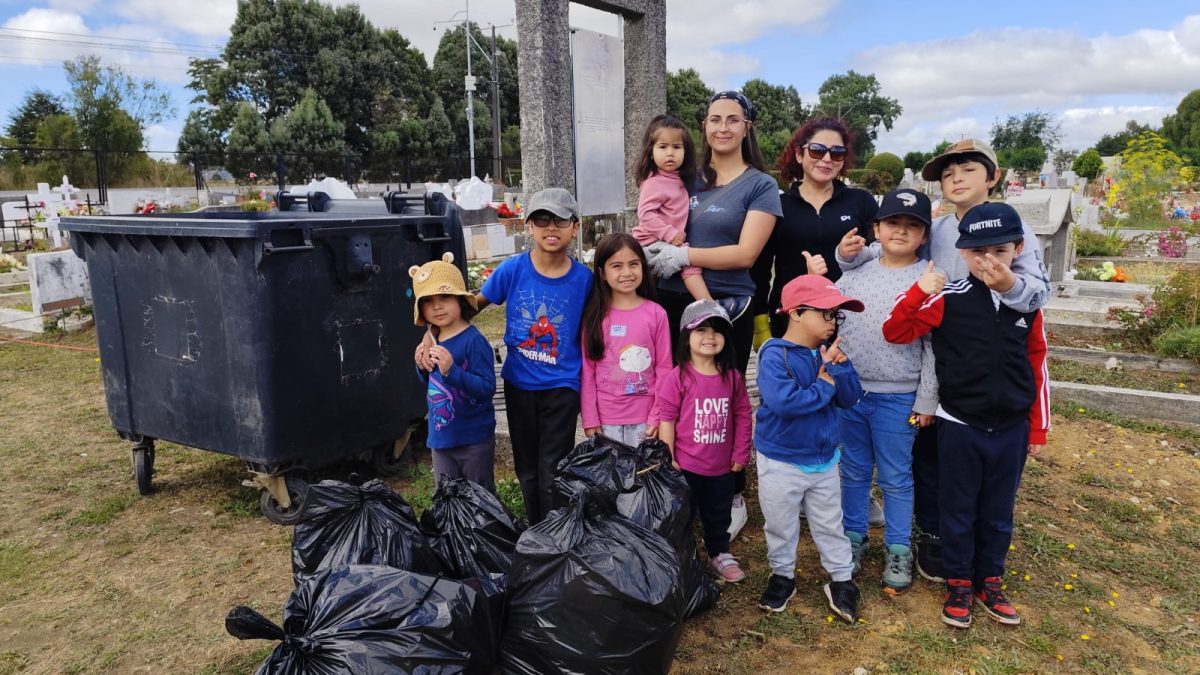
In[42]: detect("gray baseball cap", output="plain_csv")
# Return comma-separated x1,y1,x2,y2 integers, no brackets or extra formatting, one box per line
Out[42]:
524,187,579,221
680,299,731,332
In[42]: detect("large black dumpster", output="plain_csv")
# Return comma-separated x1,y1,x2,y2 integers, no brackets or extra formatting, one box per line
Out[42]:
60,209,462,522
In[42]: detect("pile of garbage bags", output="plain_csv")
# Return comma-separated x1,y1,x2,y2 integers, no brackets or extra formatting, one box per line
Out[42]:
225,436,718,674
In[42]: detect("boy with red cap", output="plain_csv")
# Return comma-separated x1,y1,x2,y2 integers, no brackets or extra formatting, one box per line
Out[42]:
883,202,1049,629
754,274,864,622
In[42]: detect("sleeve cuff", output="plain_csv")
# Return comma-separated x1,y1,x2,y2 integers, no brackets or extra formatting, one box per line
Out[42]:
913,396,939,415
1029,429,1047,445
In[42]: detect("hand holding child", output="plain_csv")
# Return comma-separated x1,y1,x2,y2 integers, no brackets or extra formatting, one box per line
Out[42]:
975,253,1016,293
917,260,946,295
802,250,828,276
917,414,935,428
838,227,866,259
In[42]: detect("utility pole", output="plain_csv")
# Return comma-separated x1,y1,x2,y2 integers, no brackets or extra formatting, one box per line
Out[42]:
464,0,476,178
491,25,502,184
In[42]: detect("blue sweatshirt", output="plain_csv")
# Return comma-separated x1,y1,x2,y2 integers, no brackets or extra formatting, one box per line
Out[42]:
419,325,497,449
754,337,863,466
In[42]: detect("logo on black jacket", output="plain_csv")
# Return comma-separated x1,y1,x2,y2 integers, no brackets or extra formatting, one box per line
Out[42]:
1015,317,1028,328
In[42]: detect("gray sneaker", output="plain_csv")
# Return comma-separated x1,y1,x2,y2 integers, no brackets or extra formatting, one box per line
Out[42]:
868,496,885,528
882,544,914,595
845,531,868,576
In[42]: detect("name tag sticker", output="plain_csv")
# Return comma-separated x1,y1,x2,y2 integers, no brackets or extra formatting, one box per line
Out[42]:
610,325,627,337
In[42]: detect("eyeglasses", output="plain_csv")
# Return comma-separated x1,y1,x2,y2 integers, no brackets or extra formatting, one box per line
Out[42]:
529,213,574,229
795,307,846,326
805,143,848,161
705,115,745,129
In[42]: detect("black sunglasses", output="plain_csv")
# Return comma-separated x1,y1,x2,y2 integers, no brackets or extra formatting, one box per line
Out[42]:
794,306,846,326
528,213,575,229
805,143,848,161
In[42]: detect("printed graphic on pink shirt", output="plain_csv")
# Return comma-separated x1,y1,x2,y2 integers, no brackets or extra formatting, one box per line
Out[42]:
693,396,730,444
617,344,652,395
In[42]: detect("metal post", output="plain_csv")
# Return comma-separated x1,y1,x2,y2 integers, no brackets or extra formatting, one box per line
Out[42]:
465,0,476,178
192,151,203,195
491,25,503,185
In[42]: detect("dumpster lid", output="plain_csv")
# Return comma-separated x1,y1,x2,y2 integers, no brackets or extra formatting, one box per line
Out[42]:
59,212,436,238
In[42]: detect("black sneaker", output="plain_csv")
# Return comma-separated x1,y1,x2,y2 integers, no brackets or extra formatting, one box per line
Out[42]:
823,580,860,623
914,532,945,583
942,578,974,629
758,574,797,613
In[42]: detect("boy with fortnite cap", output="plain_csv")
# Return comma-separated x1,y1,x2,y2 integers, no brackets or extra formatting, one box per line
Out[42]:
834,188,938,595
836,139,1051,582
417,187,592,525
882,201,1049,629
755,274,864,621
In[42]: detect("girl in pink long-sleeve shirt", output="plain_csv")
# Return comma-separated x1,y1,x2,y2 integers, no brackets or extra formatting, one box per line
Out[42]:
580,233,674,446
657,299,752,583
633,114,713,302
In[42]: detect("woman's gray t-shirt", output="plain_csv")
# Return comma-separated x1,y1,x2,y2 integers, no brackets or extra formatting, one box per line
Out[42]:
660,168,782,299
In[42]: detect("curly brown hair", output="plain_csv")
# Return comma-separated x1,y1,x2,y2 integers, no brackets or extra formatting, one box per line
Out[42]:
776,117,858,185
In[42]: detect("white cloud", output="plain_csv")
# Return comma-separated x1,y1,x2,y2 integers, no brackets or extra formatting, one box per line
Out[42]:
862,15,1200,155
143,122,181,153
112,0,236,39
1,8,90,65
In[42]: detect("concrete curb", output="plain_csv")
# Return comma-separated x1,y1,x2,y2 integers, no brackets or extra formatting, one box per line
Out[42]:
1051,381,1199,425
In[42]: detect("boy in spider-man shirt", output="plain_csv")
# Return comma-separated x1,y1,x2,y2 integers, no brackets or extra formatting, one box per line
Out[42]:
882,202,1049,630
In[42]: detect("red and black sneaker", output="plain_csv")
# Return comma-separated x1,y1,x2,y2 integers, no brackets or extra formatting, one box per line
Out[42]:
975,576,1022,625
941,578,974,628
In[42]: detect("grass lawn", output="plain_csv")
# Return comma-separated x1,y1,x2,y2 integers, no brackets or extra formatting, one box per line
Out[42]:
1,329,1199,673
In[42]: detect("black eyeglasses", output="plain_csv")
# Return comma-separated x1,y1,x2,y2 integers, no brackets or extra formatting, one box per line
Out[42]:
805,143,848,161
795,307,846,326
529,213,574,229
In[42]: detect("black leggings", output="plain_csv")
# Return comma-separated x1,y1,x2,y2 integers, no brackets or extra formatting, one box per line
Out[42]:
658,286,751,495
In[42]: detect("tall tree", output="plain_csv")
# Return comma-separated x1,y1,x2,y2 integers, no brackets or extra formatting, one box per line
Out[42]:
63,55,172,150
814,71,902,161
1094,120,1153,156
990,111,1061,155
742,78,809,166
430,22,519,163
665,68,713,144
225,102,272,180
1162,89,1200,154
176,109,227,163
269,89,345,180
6,90,65,159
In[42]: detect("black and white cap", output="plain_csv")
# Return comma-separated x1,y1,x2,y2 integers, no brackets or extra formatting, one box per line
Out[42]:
876,188,932,227
956,202,1024,248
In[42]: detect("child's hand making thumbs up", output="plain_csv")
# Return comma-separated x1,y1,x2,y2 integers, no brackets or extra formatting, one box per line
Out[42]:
917,260,946,295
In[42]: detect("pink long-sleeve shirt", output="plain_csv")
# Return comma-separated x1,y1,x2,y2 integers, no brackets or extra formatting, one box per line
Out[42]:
656,364,753,476
634,170,702,280
580,300,674,429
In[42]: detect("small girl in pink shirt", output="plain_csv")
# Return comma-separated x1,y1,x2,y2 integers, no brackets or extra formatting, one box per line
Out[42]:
657,299,752,583
580,233,674,446
633,114,712,302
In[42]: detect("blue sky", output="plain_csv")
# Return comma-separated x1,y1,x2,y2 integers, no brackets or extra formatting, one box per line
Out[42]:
1,0,1197,156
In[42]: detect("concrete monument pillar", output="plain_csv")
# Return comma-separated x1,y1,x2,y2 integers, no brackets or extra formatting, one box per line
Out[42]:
516,0,666,214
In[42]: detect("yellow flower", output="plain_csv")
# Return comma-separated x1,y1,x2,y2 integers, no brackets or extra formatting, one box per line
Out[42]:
1070,573,1078,578
1127,468,1134,474
858,618,867,624
1077,407,1086,413
1084,607,1092,613
1180,383,1188,389
1009,544,1016,551
1024,574,1031,581
1064,584,1075,590
1067,544,1076,551
1112,591,1120,598
1056,655,1064,661
827,615,834,623
1081,634,1091,641
1115,462,1122,467
1108,600,1116,607
1010,570,1018,576
1001,584,1008,590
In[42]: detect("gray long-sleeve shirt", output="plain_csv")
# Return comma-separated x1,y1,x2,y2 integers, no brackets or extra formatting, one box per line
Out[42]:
837,211,1051,313
836,258,938,414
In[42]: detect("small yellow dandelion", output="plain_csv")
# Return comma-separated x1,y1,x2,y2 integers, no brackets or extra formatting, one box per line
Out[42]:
1064,584,1075,590
1067,543,1076,551
1112,591,1120,598
1024,574,1031,582
1070,573,1078,579
1115,462,1122,467
857,618,867,624
94,357,100,362
1056,655,1064,661
1010,570,1018,576
1127,468,1134,474
1180,383,1188,389
1078,407,1086,413
1009,544,1016,551
1081,634,1091,641
1108,600,1116,607
826,615,834,623
1084,606,1092,613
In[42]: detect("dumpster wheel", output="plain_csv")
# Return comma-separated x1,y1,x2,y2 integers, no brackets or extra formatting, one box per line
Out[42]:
131,440,155,496
258,476,310,526
370,427,415,477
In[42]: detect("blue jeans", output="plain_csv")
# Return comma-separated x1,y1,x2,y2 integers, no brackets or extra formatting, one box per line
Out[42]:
838,392,918,547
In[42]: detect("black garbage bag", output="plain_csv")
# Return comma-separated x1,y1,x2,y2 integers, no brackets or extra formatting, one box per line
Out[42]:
291,479,442,584
226,565,497,674
619,440,720,618
551,435,639,507
420,478,526,583
499,493,686,675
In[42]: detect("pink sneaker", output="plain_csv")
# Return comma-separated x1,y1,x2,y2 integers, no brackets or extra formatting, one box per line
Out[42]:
710,552,745,583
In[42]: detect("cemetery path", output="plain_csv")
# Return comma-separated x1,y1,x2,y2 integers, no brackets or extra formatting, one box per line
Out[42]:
0,331,1198,674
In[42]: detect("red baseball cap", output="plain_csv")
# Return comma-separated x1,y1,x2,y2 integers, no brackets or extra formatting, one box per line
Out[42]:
777,274,865,314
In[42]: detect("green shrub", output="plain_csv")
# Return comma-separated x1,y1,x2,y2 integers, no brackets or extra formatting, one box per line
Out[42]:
865,152,904,185
240,199,272,212
1111,266,1200,351
1154,326,1200,360
1073,226,1127,256
1072,149,1104,180
847,168,869,184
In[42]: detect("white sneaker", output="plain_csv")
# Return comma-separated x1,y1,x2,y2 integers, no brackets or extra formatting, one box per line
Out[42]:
868,496,885,528
728,495,748,540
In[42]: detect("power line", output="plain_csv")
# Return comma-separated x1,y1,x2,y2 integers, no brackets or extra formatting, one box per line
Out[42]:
0,34,217,57
0,26,221,51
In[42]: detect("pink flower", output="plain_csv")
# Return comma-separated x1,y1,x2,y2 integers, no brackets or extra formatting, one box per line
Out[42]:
1143,306,1154,318
248,172,258,179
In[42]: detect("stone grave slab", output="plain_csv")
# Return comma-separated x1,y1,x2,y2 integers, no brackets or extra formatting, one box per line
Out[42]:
28,250,91,314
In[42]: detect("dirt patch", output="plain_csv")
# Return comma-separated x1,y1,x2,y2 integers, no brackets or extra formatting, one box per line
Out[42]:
2,331,1198,673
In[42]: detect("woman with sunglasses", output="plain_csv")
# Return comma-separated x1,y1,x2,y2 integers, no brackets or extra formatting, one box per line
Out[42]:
751,117,878,340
